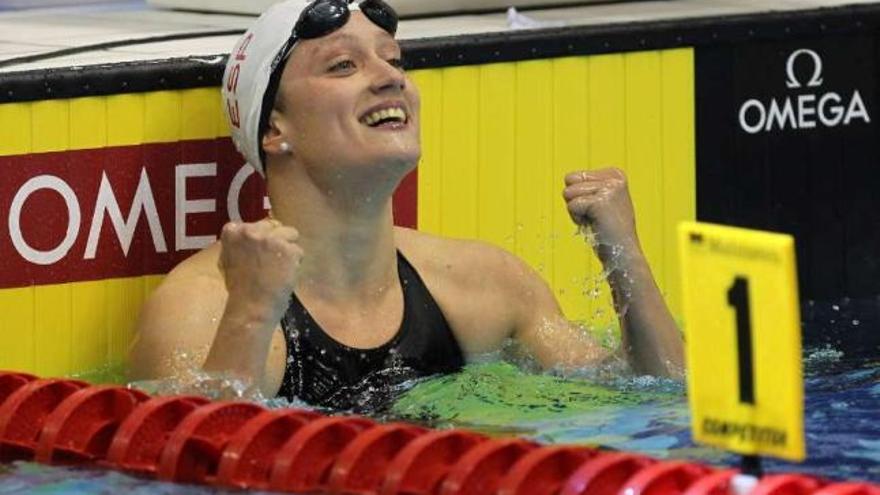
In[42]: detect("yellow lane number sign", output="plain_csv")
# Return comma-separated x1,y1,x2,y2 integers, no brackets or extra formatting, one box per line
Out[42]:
678,221,804,461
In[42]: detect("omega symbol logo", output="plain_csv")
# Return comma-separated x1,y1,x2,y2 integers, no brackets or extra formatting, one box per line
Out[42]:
785,48,824,89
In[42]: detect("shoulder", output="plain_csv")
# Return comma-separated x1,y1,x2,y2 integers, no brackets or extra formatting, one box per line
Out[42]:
153,242,226,299
393,228,558,355
136,243,228,345
129,243,227,380
394,227,536,291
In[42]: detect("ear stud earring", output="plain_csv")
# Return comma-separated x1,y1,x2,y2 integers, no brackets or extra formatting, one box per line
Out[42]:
279,142,292,154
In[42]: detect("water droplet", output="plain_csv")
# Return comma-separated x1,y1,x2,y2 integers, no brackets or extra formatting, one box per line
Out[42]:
832,304,840,311
852,319,860,326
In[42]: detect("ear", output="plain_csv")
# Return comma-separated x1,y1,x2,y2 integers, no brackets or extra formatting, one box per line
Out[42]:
261,109,293,157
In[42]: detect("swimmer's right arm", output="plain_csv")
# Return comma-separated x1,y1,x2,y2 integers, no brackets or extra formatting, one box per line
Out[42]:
203,219,303,381
129,218,302,397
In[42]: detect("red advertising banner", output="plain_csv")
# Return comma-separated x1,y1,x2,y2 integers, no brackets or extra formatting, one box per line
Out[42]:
0,138,417,289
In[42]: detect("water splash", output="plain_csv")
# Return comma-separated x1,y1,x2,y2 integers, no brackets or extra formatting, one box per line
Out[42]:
129,368,264,402
577,225,634,320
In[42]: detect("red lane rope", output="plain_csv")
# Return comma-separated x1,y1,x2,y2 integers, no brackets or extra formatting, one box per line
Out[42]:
0,371,878,495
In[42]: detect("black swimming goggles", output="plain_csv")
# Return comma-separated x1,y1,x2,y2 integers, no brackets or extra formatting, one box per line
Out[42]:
259,0,399,145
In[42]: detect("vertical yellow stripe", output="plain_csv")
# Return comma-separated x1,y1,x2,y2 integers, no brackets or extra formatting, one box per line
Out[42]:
70,97,108,150
181,88,221,141
144,91,182,144
551,57,592,321
439,67,480,239
0,103,32,156
106,277,146,367
411,69,443,234
661,48,696,319
514,60,554,280
477,63,516,252
625,52,665,294
588,54,627,167
107,94,145,147
32,100,70,153
34,284,72,376
71,281,107,374
0,288,35,372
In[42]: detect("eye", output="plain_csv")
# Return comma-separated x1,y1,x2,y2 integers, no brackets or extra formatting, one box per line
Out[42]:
387,57,404,70
328,59,356,72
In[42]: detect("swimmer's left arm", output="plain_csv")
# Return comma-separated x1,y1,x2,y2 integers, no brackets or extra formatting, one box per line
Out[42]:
562,168,684,378
504,257,613,371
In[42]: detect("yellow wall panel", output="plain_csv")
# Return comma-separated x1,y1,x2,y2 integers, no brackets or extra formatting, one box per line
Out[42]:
107,93,145,147
411,69,443,234
106,277,147,367
71,280,108,372
0,103,32,156
550,57,593,322
144,91,182,144
660,49,696,318
0,288,35,372
625,52,666,295
587,54,627,168
181,88,221,141
0,274,165,376
477,64,516,252
414,49,694,330
439,67,480,239
32,99,70,154
70,97,108,150
33,284,72,376
514,60,555,280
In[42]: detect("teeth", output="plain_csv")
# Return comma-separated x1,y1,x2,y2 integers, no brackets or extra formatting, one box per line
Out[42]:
363,107,407,126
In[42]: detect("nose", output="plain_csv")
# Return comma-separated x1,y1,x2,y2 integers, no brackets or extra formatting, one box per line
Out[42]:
369,57,405,94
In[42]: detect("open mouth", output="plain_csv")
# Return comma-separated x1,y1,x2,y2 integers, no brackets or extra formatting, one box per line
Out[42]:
360,105,409,128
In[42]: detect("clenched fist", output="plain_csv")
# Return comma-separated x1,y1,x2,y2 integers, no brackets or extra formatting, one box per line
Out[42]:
218,218,304,317
563,168,639,255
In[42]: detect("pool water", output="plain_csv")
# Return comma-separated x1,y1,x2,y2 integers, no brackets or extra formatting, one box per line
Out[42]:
1,305,878,492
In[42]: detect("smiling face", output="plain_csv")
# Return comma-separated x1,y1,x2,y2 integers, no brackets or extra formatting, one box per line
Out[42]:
267,12,420,183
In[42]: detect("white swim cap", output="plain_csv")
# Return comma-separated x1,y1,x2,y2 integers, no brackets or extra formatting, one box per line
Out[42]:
221,0,396,175
221,0,310,176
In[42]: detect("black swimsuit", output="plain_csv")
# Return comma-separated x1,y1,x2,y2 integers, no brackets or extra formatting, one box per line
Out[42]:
278,251,464,410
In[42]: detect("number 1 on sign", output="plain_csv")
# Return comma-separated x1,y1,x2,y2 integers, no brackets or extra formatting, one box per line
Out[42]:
728,276,755,405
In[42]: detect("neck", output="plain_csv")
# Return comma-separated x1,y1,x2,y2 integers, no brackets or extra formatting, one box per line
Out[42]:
266,160,403,303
